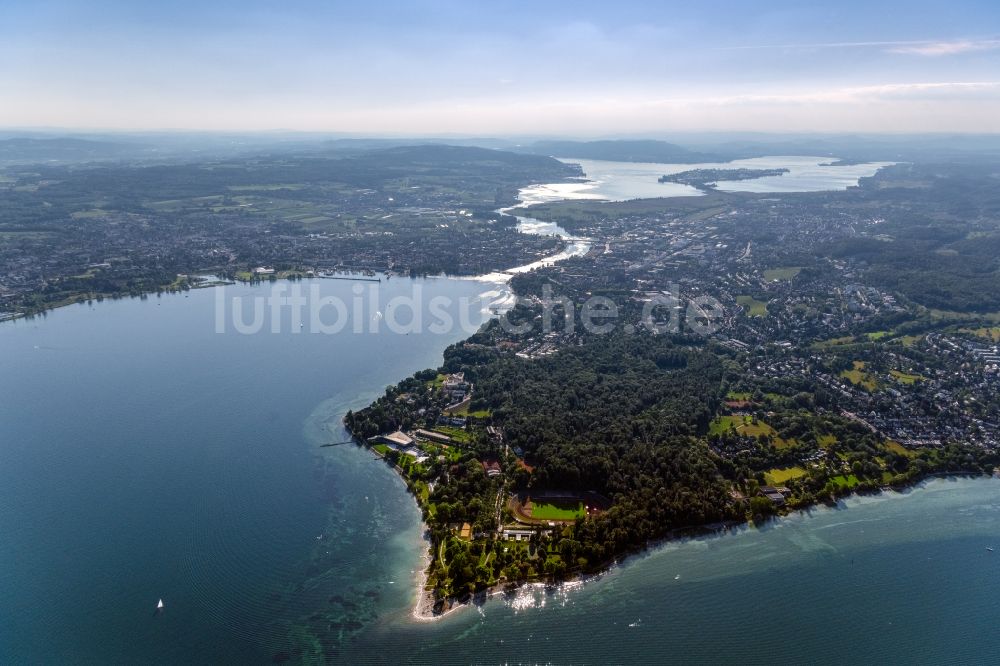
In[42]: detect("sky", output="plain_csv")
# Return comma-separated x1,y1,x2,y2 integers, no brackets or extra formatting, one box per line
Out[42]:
2,0,1000,134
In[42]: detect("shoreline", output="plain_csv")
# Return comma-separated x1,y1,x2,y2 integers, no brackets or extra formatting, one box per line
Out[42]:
355,195,586,622
344,183,993,622
340,169,993,622
400,473,997,621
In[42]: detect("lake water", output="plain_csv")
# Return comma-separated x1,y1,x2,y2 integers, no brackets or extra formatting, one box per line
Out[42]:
4,282,1000,664
518,156,895,203
360,475,1000,665
3,153,995,663
0,277,497,662
502,155,892,271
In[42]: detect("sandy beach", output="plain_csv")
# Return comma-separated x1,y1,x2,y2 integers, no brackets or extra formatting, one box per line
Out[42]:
409,528,476,622
408,519,528,622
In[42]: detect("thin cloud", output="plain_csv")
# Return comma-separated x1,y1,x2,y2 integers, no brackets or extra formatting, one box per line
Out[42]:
888,39,1000,56
632,82,1000,109
844,81,1000,97
716,38,1000,56
715,40,928,51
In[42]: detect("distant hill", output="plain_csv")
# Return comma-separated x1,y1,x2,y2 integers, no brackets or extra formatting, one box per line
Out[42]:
680,133,1000,163
4,144,578,203
365,143,576,171
316,137,516,156
518,135,1000,164
518,139,727,164
0,137,146,163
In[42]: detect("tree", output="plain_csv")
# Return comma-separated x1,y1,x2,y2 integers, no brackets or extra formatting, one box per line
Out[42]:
749,495,775,520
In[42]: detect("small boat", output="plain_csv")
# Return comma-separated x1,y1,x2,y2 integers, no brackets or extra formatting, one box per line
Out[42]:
156,599,165,612
988,547,994,552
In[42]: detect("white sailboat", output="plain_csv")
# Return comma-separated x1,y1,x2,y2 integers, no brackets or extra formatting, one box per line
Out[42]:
156,599,165,612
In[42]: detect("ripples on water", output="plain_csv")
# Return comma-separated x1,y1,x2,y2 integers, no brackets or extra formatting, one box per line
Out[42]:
0,277,493,663
343,477,1000,665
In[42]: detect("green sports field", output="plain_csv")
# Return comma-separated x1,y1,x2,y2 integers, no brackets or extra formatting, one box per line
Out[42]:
530,499,586,521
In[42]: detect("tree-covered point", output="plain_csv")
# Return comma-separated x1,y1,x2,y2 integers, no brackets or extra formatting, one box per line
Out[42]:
346,311,1000,600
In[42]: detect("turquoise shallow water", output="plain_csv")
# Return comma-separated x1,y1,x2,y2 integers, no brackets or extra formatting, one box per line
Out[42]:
354,475,1000,665
2,281,999,664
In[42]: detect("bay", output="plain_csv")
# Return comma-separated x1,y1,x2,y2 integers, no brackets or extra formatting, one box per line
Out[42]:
518,156,895,203
4,280,999,664
0,277,496,662
2,152,996,664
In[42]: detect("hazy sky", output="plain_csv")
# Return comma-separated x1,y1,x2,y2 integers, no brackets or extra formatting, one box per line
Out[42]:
3,0,1000,134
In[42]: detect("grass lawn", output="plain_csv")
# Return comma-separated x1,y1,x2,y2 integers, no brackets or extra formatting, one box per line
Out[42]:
866,330,893,341
445,401,492,419
831,474,861,489
817,433,837,448
841,361,878,391
772,436,797,450
763,267,802,281
884,440,916,458
433,425,472,444
813,335,858,349
726,391,752,401
765,466,808,484
709,415,792,447
898,335,922,347
889,369,924,384
961,327,1000,343
530,499,586,521
737,295,768,317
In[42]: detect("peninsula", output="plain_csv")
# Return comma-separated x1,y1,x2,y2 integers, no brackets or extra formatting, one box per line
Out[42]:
346,156,1000,616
